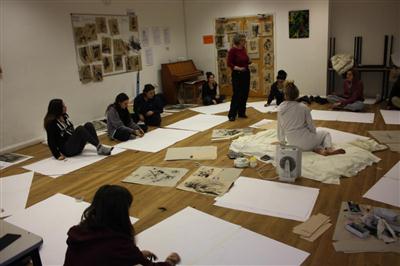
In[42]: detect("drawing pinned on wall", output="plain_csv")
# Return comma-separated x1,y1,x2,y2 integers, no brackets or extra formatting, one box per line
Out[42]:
215,35,226,49
103,56,113,73
289,10,309,38
218,58,227,71
129,16,138,32
225,21,238,33
152,26,162,45
91,45,102,61
122,166,189,187
84,23,97,42
92,64,103,82
264,37,273,51
176,166,242,196
79,65,93,83
219,71,230,85
144,48,154,66
264,52,273,67
218,49,228,58
249,23,260,38
78,46,92,64
262,21,273,36
101,37,112,54
247,38,259,54
250,78,258,92
73,27,87,45
126,55,142,72
95,17,107,33
113,39,126,56
264,69,273,84
249,63,258,76
141,27,150,47
114,55,123,71
215,21,225,35
108,18,120,35
163,27,171,45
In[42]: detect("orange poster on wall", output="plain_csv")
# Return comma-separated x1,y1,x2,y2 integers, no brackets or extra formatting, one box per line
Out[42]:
203,35,214,44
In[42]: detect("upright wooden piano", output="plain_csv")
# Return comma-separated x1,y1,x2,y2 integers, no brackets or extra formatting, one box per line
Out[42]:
161,60,203,104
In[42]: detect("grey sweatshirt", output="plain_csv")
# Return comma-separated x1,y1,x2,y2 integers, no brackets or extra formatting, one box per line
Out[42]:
106,106,140,138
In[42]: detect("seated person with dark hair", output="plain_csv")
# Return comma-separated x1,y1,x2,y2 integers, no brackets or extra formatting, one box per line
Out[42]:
202,72,225,105
133,84,165,127
264,70,287,107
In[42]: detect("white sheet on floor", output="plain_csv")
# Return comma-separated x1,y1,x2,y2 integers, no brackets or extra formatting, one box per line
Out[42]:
0,153,33,170
380,110,400,125
165,114,228,132
364,177,400,207
229,128,381,184
214,177,319,221
189,102,231,114
136,207,309,266
0,172,34,218
364,98,376,104
311,110,375,123
383,161,400,180
248,101,278,113
249,119,276,129
5,193,138,266
115,128,197,152
23,146,125,178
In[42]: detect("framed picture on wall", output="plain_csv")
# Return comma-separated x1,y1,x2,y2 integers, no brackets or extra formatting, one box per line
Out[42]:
289,10,309,38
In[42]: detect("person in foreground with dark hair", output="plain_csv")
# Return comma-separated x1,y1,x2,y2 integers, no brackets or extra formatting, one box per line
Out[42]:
134,84,165,127
106,93,144,141
277,82,345,156
264,70,287,106
44,99,113,160
202,72,225,105
64,184,181,266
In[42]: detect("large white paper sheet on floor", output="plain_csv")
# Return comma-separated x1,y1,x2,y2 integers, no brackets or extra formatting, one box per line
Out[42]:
165,114,228,132
364,177,400,207
197,227,309,266
380,110,400,125
5,193,138,266
311,110,374,123
318,127,369,144
189,102,231,114
0,153,33,170
0,172,34,218
383,161,400,180
215,177,319,221
136,207,309,266
249,119,276,129
115,128,197,152
248,101,278,113
23,146,125,178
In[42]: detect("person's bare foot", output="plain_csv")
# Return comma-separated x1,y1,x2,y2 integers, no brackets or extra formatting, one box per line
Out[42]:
314,148,345,156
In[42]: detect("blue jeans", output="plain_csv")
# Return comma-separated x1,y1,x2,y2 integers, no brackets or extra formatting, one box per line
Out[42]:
327,95,364,111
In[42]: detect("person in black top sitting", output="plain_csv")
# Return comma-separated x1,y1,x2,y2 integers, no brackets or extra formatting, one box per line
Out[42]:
202,72,225,105
387,75,400,109
133,84,165,127
264,70,287,107
44,99,112,160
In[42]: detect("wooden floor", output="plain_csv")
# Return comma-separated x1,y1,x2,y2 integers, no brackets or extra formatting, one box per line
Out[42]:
1,99,399,266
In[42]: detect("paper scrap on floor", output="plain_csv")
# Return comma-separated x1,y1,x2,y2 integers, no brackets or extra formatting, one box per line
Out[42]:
190,101,231,114
165,146,217,160
293,213,332,242
215,177,319,221
136,207,309,266
5,193,139,266
23,146,125,178
164,103,198,113
229,128,382,184
380,109,400,125
115,128,197,153
332,201,400,253
176,166,242,196
363,161,400,207
0,172,34,218
364,98,376,104
165,114,228,132
249,119,277,129
122,166,189,187
248,101,278,113
0,153,33,170
211,129,244,141
160,112,174,118
311,110,375,123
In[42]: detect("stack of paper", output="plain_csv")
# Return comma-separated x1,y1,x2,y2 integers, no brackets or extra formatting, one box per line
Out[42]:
136,207,309,265
165,146,217,161
363,161,400,207
211,129,244,141
5,193,139,265
293,213,331,242
214,177,319,221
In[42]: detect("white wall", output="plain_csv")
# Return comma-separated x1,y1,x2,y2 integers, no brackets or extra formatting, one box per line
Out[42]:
330,0,400,97
183,0,330,97
0,0,187,151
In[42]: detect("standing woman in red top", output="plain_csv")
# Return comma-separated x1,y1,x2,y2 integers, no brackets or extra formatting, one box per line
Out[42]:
227,34,251,121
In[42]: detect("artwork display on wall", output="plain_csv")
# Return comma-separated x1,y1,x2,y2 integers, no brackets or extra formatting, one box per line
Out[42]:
289,10,309,38
215,15,274,97
71,13,141,84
